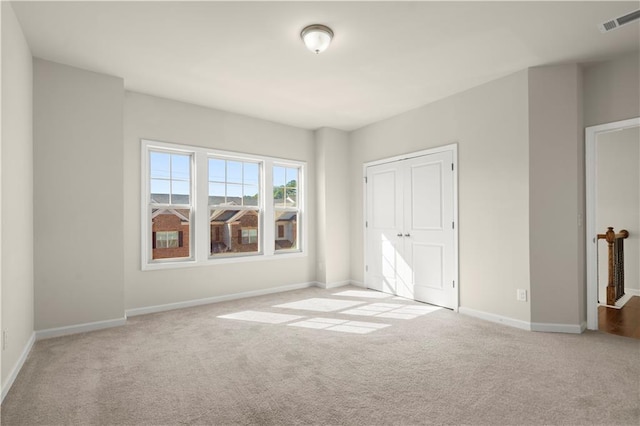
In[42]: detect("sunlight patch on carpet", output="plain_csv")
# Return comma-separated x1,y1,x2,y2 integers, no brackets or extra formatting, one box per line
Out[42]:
341,303,441,319
288,318,390,334
332,290,391,299
217,310,304,324
273,298,365,312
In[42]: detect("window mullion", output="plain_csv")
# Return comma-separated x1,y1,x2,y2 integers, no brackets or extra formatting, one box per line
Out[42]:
263,160,274,256
195,151,209,263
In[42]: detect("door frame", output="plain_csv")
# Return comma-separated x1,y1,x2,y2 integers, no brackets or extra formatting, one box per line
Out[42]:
362,143,459,311
585,117,640,330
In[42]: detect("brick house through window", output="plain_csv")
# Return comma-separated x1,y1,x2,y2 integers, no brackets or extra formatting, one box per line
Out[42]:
210,207,260,255
151,209,190,259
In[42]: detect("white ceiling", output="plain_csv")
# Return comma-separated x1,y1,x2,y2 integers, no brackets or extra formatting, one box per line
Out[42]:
11,1,640,131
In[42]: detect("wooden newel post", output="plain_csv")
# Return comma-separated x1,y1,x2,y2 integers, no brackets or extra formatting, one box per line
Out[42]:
597,227,630,306
604,227,616,306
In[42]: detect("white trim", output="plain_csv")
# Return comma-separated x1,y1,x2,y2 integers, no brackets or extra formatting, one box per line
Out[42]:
35,317,127,340
585,117,640,330
1,332,36,403
459,307,531,331
624,288,640,297
126,281,316,317
364,143,458,168
349,280,365,288
315,280,352,290
363,143,459,310
599,290,640,309
141,139,308,271
530,321,586,334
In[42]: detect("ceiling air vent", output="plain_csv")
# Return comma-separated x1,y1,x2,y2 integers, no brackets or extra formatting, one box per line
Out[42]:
599,9,640,33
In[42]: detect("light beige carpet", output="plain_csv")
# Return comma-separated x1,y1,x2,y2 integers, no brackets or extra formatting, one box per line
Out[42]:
2,285,639,425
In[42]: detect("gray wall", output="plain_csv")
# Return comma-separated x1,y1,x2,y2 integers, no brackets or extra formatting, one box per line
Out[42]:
33,59,125,330
349,70,532,322
528,65,584,327
123,92,316,310
315,128,350,287
1,1,34,388
584,52,640,127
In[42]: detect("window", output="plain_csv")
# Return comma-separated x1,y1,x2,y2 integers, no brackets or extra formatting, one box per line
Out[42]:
209,158,260,257
242,228,258,244
142,140,306,270
155,231,180,248
273,166,300,251
148,150,192,261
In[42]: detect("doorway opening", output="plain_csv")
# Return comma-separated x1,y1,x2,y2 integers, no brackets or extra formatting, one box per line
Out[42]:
585,117,640,334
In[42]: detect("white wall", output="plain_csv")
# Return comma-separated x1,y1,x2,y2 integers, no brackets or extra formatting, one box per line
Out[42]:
597,126,640,301
315,128,350,287
528,65,584,327
1,1,34,388
33,59,125,330
124,92,316,310
349,71,531,323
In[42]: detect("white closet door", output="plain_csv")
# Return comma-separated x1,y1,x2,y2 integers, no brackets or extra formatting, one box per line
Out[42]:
404,151,455,308
365,162,404,295
366,149,456,309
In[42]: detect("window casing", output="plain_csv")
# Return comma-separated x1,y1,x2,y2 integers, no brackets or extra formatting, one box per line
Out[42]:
148,149,193,262
273,165,300,252
142,139,306,270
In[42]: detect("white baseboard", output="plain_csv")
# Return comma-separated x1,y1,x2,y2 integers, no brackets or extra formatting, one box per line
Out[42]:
349,280,365,288
1,331,36,403
531,321,586,334
315,280,352,289
598,290,639,310
126,281,316,317
35,317,127,340
459,307,531,331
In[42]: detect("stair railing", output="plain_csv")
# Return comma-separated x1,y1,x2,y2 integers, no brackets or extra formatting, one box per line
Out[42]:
597,227,629,305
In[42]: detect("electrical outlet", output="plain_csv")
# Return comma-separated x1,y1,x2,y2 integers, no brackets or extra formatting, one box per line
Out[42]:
2,330,7,351
517,289,527,302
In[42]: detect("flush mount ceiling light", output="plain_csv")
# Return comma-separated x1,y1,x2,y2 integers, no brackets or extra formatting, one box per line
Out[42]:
300,24,334,54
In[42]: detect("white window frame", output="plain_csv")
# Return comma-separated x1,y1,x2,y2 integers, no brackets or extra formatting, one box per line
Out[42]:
141,139,307,270
273,164,302,253
208,156,263,259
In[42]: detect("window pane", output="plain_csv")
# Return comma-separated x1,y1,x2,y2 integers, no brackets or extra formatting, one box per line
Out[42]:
210,209,260,256
244,162,259,186
171,154,191,181
209,182,225,205
273,166,286,187
152,209,190,260
150,179,170,203
227,183,242,205
275,211,298,251
150,152,170,179
227,161,242,184
209,158,225,182
285,187,297,207
171,181,190,204
244,185,259,206
285,168,298,186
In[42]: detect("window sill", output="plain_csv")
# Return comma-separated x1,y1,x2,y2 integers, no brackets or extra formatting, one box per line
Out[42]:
141,251,307,271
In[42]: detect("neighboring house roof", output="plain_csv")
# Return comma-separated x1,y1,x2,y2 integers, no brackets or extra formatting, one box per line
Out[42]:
151,193,190,205
276,212,297,221
152,208,190,222
210,208,258,224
